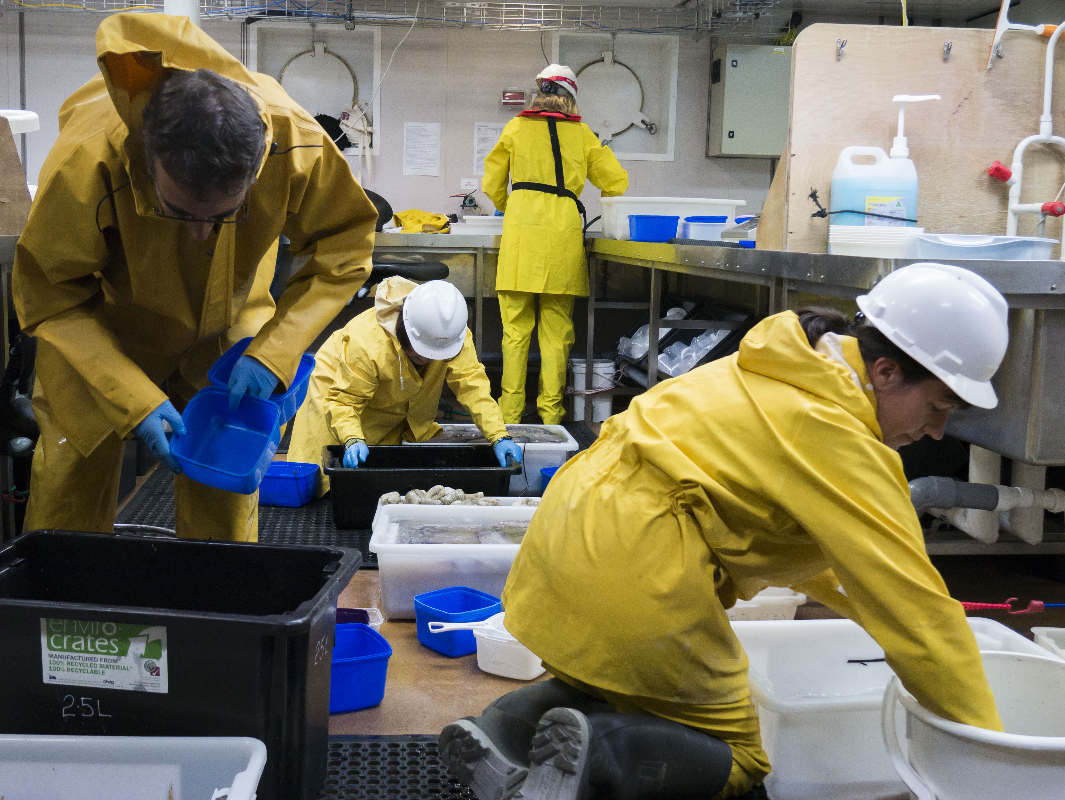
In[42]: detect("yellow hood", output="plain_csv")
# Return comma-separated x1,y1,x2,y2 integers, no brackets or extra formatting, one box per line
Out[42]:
374,276,418,338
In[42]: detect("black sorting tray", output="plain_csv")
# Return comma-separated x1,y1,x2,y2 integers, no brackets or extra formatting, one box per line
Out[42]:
323,444,521,529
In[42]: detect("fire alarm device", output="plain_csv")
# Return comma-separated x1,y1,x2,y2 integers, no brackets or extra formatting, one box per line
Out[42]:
502,89,526,107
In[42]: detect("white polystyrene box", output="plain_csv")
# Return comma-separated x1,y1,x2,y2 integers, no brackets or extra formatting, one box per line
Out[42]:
0,735,266,800
732,617,1052,800
406,424,578,495
600,197,745,241
726,587,806,621
370,504,536,619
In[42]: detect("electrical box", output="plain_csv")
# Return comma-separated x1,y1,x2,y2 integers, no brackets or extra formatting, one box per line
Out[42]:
707,44,791,158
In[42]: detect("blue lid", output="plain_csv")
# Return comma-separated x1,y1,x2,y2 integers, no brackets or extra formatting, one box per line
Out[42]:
736,216,755,223
739,240,756,248
685,216,728,224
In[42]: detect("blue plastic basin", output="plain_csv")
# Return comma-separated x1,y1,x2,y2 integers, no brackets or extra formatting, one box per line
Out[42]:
259,461,319,507
540,466,560,491
208,337,315,423
171,387,282,494
330,623,392,713
628,215,680,243
415,586,502,658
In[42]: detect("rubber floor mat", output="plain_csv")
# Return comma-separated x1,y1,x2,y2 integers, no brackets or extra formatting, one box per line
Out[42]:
115,468,378,568
321,736,474,800
562,420,598,452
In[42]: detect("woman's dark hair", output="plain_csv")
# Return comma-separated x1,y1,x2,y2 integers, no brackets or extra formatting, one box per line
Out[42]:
797,306,935,383
143,69,266,197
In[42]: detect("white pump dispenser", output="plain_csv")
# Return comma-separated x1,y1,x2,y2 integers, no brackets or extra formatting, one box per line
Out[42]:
890,94,941,158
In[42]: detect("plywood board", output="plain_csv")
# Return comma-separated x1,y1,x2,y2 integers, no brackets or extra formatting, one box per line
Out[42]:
0,116,30,236
783,24,1065,256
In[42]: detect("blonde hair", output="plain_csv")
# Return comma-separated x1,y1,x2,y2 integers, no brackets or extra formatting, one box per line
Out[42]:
531,89,578,116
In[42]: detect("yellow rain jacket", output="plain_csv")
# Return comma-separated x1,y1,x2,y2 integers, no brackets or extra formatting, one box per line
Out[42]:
503,312,1002,734
288,277,509,488
13,13,377,459
483,114,628,296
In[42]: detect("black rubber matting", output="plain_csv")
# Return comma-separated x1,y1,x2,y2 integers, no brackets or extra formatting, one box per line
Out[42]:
115,468,377,568
320,735,473,800
562,420,598,452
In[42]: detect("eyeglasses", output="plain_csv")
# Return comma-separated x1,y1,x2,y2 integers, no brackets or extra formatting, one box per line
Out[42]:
151,186,250,225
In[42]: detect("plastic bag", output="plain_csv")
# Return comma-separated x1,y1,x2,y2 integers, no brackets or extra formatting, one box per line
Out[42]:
618,307,686,360
657,328,730,377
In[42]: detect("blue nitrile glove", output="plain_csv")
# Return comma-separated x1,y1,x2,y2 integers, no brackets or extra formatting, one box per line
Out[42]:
343,439,369,468
493,437,523,467
134,400,187,474
228,355,280,411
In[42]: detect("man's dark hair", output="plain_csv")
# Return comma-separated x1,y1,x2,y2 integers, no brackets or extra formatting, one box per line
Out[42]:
142,69,266,197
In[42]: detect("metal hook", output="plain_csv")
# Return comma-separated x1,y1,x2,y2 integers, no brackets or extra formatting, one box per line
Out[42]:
943,41,952,62
836,38,847,60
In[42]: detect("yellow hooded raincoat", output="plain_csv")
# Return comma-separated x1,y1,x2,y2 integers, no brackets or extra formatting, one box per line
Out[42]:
14,14,377,539
502,312,1002,796
288,277,509,493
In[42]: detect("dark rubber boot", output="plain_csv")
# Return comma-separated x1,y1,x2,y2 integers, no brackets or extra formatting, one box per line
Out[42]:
440,718,529,800
583,712,734,800
515,707,593,800
732,784,770,800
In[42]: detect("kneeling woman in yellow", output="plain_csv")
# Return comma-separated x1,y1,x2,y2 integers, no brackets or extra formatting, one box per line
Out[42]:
440,263,1010,800
483,64,628,424
288,278,521,491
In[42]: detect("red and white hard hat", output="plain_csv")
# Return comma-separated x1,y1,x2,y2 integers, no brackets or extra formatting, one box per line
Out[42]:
535,64,577,97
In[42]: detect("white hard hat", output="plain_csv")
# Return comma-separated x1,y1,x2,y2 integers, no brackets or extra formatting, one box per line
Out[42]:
535,64,577,97
402,280,468,360
856,262,1008,409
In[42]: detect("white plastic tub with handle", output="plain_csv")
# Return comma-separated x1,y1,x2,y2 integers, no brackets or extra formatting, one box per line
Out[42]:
428,612,545,680
882,651,1065,800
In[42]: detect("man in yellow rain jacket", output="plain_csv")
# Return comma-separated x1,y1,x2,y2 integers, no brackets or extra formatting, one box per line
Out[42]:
289,277,521,492
441,263,1010,800
13,14,377,541
483,64,628,425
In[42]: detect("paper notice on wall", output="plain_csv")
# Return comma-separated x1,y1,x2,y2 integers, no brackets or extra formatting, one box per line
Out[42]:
403,122,441,176
474,122,507,176
41,618,169,693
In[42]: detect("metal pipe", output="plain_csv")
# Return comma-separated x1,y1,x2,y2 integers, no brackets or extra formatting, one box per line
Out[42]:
18,12,26,179
909,476,998,514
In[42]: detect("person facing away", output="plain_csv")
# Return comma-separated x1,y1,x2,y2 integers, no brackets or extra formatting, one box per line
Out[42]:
439,262,1010,800
13,13,378,541
288,277,522,493
483,64,628,426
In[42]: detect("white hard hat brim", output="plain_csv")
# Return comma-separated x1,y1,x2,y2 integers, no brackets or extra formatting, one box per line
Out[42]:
407,334,464,361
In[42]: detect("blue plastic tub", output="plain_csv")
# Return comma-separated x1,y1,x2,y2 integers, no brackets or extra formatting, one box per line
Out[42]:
540,466,559,491
172,386,282,494
208,337,315,423
628,215,680,243
330,623,392,713
415,587,502,657
259,461,319,507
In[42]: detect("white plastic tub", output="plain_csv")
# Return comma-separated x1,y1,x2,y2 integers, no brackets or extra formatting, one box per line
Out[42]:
370,504,536,619
407,424,578,495
600,197,745,241
371,494,538,530
909,233,1056,261
0,734,266,800
732,617,1052,800
449,216,505,236
679,215,730,241
828,225,923,258
428,611,546,680
726,587,806,621
1032,626,1065,660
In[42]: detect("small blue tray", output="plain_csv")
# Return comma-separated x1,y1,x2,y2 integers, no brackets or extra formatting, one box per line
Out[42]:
415,586,502,658
172,387,282,494
330,623,392,713
259,461,319,507
208,337,315,423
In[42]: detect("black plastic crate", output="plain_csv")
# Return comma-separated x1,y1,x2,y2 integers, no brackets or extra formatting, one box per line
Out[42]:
0,529,361,800
323,444,521,529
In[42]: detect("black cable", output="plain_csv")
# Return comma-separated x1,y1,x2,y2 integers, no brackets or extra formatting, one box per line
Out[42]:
808,187,917,224
540,30,549,64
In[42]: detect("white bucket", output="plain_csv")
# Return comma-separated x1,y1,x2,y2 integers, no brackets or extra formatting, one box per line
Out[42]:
569,359,614,422
882,651,1065,800
428,612,545,680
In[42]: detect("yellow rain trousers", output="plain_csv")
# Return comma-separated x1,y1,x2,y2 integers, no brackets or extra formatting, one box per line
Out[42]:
502,312,1003,797
288,277,509,494
483,114,627,423
14,14,377,539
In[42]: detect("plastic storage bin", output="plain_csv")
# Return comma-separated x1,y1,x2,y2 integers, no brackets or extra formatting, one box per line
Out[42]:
427,611,545,680
600,197,745,241
828,224,923,258
406,423,578,495
371,503,536,619
540,466,559,490
330,623,392,713
680,215,729,241
628,214,680,242
1032,627,1065,660
731,617,1053,800
259,461,319,507
370,495,537,531
726,588,806,621
337,606,385,631
0,734,267,800
0,529,361,800
324,444,521,529
208,337,315,423
415,586,502,657
171,386,281,494
908,233,1056,261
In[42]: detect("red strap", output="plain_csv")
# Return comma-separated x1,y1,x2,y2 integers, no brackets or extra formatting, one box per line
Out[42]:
987,160,1012,182
518,109,582,122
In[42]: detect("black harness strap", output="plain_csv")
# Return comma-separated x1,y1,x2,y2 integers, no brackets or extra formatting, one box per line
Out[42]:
511,118,587,228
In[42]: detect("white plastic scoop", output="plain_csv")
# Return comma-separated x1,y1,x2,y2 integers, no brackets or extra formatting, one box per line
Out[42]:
428,619,498,634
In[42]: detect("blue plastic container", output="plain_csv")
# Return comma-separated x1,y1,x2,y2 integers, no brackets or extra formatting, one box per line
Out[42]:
330,623,392,713
415,587,502,657
259,461,319,507
208,337,316,423
628,215,680,243
540,466,559,490
171,387,282,494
